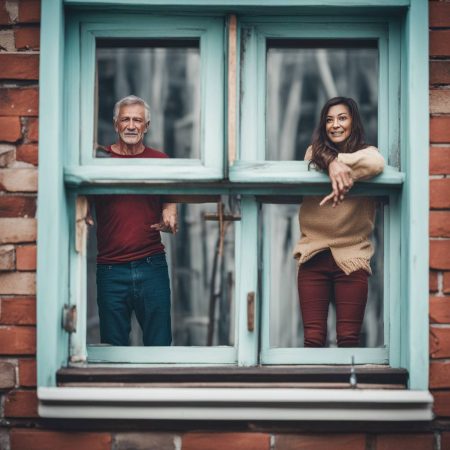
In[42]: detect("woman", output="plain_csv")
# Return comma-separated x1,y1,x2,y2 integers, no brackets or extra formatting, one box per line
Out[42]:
293,97,384,347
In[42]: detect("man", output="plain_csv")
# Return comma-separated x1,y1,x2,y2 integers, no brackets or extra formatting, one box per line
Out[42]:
92,95,177,346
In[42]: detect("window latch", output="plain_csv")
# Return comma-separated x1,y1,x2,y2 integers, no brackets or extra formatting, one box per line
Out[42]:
62,304,77,333
247,291,255,332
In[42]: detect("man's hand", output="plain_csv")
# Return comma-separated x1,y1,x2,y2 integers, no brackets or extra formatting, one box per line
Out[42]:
321,159,353,207
151,203,178,234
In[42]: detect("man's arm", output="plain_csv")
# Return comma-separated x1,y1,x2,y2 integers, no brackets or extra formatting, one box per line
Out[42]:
151,202,178,234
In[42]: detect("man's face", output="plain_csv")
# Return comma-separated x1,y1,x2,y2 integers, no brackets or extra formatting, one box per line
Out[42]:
114,104,149,145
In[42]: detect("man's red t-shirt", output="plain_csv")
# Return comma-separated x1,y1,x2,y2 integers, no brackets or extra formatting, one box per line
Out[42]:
94,146,167,264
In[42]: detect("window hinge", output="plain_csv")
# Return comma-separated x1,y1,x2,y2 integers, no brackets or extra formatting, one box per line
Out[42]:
62,305,77,333
247,291,255,332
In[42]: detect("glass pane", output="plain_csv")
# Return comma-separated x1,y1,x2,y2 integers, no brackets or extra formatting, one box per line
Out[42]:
86,196,236,347
95,39,201,158
263,200,384,348
266,40,378,161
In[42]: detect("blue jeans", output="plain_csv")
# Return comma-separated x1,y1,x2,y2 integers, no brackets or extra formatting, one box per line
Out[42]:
96,253,172,346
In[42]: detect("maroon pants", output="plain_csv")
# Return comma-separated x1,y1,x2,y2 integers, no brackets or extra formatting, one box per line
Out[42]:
297,250,368,347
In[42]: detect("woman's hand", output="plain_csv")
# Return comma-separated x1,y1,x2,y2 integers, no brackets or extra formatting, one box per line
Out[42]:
320,159,353,207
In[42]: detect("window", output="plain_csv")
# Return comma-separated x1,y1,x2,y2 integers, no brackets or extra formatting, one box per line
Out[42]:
38,0,430,417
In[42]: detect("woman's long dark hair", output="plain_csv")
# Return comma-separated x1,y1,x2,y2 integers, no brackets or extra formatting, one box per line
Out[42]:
310,97,367,171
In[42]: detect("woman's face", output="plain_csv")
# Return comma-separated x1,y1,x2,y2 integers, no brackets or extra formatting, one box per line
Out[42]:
325,104,352,146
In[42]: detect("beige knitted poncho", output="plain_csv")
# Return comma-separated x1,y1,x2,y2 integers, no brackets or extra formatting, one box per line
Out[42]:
293,146,385,275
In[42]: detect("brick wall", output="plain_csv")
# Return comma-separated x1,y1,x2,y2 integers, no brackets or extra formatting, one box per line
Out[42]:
429,0,450,424
0,1,449,449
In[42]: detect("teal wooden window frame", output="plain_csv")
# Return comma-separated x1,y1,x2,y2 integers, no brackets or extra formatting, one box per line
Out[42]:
64,12,225,181
37,0,428,393
233,16,402,365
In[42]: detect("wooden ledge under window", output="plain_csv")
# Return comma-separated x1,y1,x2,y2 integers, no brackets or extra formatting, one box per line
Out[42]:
57,365,408,389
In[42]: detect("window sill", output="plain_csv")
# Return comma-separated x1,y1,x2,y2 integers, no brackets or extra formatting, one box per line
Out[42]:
38,386,433,421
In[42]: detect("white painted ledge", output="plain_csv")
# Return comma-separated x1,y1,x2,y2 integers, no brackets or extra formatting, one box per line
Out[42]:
38,387,433,421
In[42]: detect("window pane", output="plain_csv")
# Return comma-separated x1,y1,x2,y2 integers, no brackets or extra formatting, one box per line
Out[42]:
86,196,236,347
95,39,200,158
266,40,378,161
263,200,384,348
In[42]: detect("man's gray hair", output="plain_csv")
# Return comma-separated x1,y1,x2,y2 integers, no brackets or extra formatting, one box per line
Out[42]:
113,95,151,123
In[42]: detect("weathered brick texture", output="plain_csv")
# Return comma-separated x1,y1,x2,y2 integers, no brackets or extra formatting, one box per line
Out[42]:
18,0,41,23
14,26,40,50
0,218,36,243
375,434,434,450
182,433,271,450
16,143,38,165
0,169,38,192
15,244,36,270
434,391,450,417
4,389,38,417
430,240,450,270
0,53,39,80
430,147,450,175
430,89,450,114
430,117,450,143
18,358,36,387
430,271,438,292
430,211,450,237
0,297,36,324
0,116,22,142
444,271,450,294
274,434,365,450
0,326,35,354
430,361,450,389
430,296,450,323
26,117,38,141
430,30,450,57
429,1,450,28
0,244,15,270
430,326,450,358
114,432,176,450
430,61,450,85
0,87,39,116
0,360,16,389
10,429,112,450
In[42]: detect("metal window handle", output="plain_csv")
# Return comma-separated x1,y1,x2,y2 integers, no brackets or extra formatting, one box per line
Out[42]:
247,291,255,332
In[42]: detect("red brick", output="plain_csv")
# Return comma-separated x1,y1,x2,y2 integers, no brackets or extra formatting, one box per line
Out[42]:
183,433,271,450
433,390,450,417
430,271,438,293
430,147,450,175
0,326,35,354
18,359,36,387
15,27,40,50
430,31,450,57
430,212,450,237
430,240,450,270
0,272,36,295
431,89,450,115
0,117,21,142
0,54,39,80
0,88,38,116
444,272,450,294
0,244,15,270
430,179,450,209
0,169,38,192
430,61,450,85
26,117,38,141
430,296,450,323
0,360,16,389
442,432,450,450
0,218,36,244
10,430,112,450
431,117,450,143
430,326,450,358
16,244,36,270
375,434,434,450
16,144,38,165
0,144,15,167
0,195,36,218
274,434,365,450
18,0,40,23
0,297,36,325
430,2,450,28
430,361,450,389
0,3,9,24
4,389,38,418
